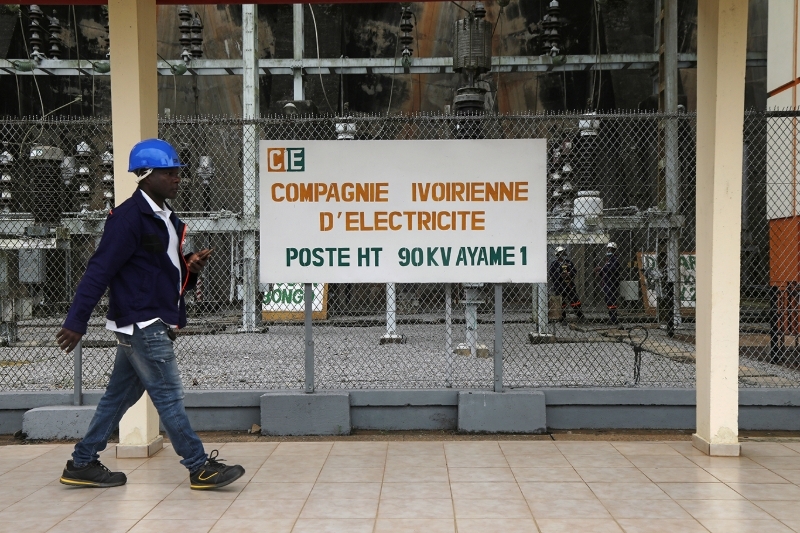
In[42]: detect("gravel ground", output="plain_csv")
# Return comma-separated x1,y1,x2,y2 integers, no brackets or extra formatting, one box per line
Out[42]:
0,315,797,390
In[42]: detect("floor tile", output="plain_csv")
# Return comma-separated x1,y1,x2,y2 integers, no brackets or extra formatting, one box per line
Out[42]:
754,500,800,520
46,518,138,533
705,467,789,484
566,455,634,468
291,518,375,533
218,442,278,456
455,518,540,533
271,442,333,456
453,497,533,519
68,499,161,520
445,455,508,468
264,455,327,469
144,499,232,520
447,467,515,483
728,483,800,500
639,468,719,483
310,482,382,499
0,516,63,533
498,442,561,455
385,455,447,469
555,442,619,455
329,442,387,456
687,455,764,469
753,457,800,470
615,518,708,532
602,499,693,519
250,465,321,483
377,498,454,519
323,454,385,469
221,498,305,520
317,467,385,483
450,481,524,500
91,484,179,501
624,455,698,469
125,469,188,484
742,443,799,457
656,482,743,500
237,482,314,500
676,499,774,520
379,482,452,500
387,442,444,456
130,519,218,533
519,482,596,500
527,498,611,519
612,443,682,456
504,455,571,468
374,518,455,533
536,518,622,533
575,467,652,483
208,518,294,533
443,442,502,456
383,467,448,483
589,482,670,500
780,519,800,532
773,470,800,484
511,467,583,482
699,518,795,532
299,498,379,519
667,442,707,457
164,483,243,500
23,485,107,503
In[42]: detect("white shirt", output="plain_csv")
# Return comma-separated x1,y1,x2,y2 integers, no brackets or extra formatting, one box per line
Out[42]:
106,190,181,334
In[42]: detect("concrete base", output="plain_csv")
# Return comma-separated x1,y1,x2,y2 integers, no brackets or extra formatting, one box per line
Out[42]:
261,391,350,436
22,405,96,440
454,343,490,358
116,435,164,458
692,433,741,457
458,391,546,433
528,332,554,344
379,333,407,345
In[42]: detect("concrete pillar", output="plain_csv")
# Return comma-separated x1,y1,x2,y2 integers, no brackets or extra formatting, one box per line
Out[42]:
108,0,163,458
692,0,749,457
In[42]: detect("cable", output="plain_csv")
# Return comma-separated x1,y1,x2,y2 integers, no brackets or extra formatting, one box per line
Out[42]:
451,1,471,14
157,53,179,113
412,12,421,112
592,0,602,108
307,5,335,114
72,6,83,117
386,10,401,116
18,10,45,117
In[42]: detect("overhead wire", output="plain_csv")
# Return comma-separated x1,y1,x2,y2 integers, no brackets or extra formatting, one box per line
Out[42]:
157,53,179,113
72,6,83,117
307,5,336,114
386,10,401,116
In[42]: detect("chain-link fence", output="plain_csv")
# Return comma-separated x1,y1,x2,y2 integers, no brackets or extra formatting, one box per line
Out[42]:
0,110,795,391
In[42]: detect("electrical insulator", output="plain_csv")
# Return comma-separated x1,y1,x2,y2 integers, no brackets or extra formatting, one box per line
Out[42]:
28,5,45,60
399,6,414,60
47,11,62,59
190,13,204,59
539,0,562,56
178,5,193,62
101,5,110,55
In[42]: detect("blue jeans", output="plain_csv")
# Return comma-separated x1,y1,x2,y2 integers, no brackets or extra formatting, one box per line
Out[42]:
72,322,207,472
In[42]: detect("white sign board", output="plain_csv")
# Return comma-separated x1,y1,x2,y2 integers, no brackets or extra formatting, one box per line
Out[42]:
259,139,547,283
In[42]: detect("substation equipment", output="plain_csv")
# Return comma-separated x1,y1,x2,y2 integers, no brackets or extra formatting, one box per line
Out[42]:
0,1,767,349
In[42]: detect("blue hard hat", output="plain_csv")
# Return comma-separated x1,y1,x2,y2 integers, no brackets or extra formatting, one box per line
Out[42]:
128,138,185,172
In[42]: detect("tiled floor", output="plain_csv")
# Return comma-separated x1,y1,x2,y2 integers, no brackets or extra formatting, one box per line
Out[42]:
3,440,800,532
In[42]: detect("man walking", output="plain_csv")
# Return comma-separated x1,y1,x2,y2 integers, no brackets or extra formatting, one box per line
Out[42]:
595,241,622,327
56,139,244,490
548,246,584,321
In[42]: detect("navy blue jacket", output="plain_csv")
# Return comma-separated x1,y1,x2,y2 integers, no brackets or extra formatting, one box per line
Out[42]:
63,190,197,334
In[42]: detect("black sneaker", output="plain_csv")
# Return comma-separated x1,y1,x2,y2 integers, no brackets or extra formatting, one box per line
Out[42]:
189,450,245,490
60,460,127,488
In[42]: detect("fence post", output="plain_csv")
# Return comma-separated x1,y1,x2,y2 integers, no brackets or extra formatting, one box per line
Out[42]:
304,282,315,393
445,283,453,388
73,339,82,406
494,284,503,393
